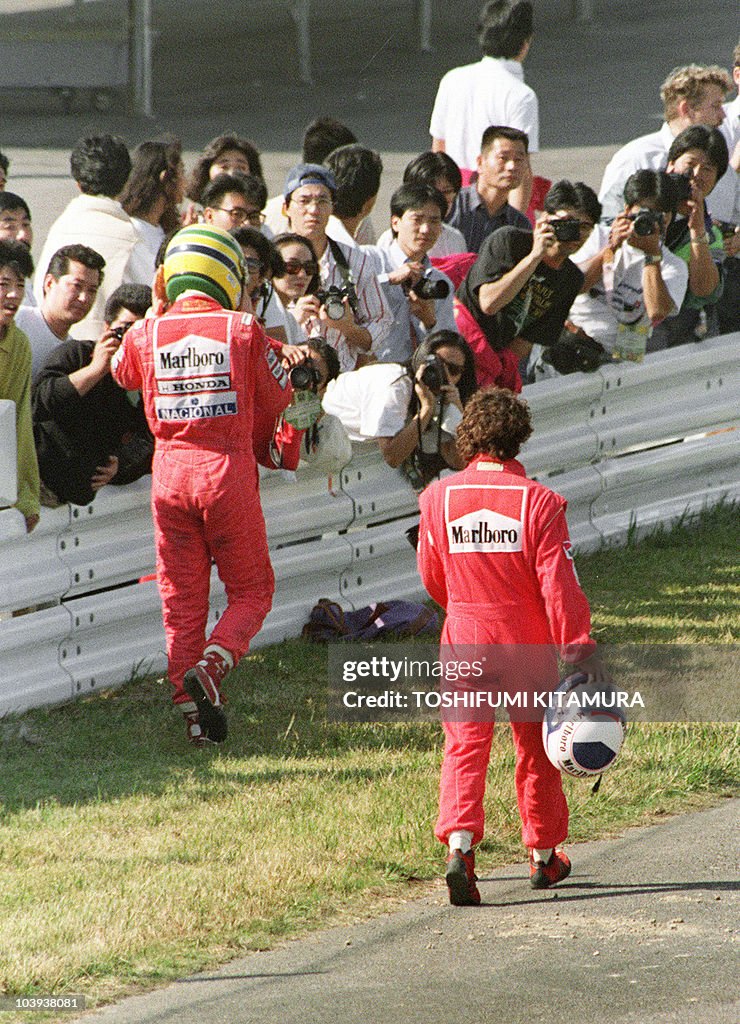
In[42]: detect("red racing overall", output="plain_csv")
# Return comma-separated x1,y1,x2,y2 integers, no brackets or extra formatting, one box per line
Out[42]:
417,454,595,850
112,295,292,704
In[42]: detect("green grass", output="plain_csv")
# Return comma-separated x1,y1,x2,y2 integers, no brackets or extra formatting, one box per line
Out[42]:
0,503,737,1021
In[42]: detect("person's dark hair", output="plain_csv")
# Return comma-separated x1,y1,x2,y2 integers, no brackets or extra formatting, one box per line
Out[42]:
403,151,463,193
408,331,478,412
302,117,357,164
201,172,267,212
272,231,320,294
0,191,31,218
70,134,131,197
229,226,283,276
307,337,340,383
0,151,9,177
624,169,677,215
666,125,730,182
456,387,533,463
390,183,447,233
324,145,383,218
0,238,34,279
186,133,264,202
119,138,183,234
544,180,601,224
104,283,151,323
480,124,529,155
45,244,105,283
477,1,534,60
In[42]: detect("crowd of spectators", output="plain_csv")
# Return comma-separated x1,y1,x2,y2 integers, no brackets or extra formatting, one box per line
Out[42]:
0,1,737,535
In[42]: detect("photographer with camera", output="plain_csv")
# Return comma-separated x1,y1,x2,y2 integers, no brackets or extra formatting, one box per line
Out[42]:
281,164,391,372
322,330,477,486
569,170,688,361
32,283,153,507
456,180,599,380
373,183,457,363
228,226,289,345
650,125,729,349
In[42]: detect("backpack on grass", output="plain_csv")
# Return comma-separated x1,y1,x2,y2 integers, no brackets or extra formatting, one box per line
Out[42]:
302,599,438,643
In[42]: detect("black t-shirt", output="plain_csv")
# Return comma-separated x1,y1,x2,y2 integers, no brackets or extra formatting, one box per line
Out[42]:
457,226,584,351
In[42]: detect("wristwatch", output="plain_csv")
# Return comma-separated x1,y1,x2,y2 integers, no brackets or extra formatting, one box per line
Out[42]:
643,253,662,265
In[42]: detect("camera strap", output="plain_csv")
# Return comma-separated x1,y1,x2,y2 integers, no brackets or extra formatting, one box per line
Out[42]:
327,239,361,319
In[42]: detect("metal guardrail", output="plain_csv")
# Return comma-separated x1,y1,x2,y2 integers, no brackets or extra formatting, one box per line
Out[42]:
0,335,738,716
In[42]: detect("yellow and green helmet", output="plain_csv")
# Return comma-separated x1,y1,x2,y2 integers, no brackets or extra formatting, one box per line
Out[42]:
163,224,245,310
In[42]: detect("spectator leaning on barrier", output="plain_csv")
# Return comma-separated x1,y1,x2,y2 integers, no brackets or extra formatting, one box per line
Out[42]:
430,1,538,214
111,224,293,748
569,170,689,360
447,125,531,254
282,163,392,372
32,283,153,509
650,125,729,349
374,183,457,363
34,134,153,340
706,41,740,335
322,330,476,487
456,180,597,375
0,239,39,532
416,387,609,906
16,244,105,378
598,64,732,222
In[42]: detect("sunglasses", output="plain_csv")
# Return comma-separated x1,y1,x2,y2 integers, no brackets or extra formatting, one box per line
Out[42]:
282,259,318,276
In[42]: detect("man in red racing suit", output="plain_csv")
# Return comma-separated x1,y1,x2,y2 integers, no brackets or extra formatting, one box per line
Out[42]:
112,224,292,746
417,386,606,904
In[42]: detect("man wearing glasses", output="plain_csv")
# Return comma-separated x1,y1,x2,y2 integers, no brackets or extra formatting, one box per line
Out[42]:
282,163,392,372
201,173,270,236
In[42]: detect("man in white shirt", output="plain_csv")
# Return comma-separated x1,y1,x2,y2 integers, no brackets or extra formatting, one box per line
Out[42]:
429,1,537,213
598,65,732,222
706,43,740,335
282,163,391,372
374,183,456,363
570,171,688,358
17,244,104,376
34,135,152,340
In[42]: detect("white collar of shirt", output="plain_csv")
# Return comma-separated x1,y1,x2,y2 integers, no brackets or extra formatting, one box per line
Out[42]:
482,56,524,81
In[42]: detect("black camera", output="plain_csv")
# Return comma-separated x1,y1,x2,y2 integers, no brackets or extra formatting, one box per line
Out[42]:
111,325,127,340
667,172,693,203
289,358,322,391
630,208,663,236
551,218,583,242
316,285,348,320
419,354,446,394
409,273,450,300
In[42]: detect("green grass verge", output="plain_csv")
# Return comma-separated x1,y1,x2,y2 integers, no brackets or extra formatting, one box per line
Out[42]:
0,503,737,1020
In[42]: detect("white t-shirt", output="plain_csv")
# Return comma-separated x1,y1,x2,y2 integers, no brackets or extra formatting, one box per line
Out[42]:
569,224,688,352
706,94,740,227
429,56,539,170
598,123,675,222
15,306,69,377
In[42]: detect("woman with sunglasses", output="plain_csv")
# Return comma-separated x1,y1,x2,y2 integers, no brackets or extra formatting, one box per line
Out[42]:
270,232,322,345
322,330,477,485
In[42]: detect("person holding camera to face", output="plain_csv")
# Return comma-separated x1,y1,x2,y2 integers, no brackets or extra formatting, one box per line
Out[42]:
456,180,600,383
372,183,457,364
322,330,477,487
282,164,392,372
569,170,688,361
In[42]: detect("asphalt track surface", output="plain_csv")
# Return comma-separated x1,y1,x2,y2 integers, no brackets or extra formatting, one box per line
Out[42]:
76,799,739,1024
3,3,738,1021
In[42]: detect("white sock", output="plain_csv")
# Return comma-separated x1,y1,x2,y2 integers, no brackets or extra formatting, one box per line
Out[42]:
533,847,552,864
203,644,234,669
448,830,473,854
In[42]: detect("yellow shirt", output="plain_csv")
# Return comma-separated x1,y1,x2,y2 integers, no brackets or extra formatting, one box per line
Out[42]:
0,321,40,519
